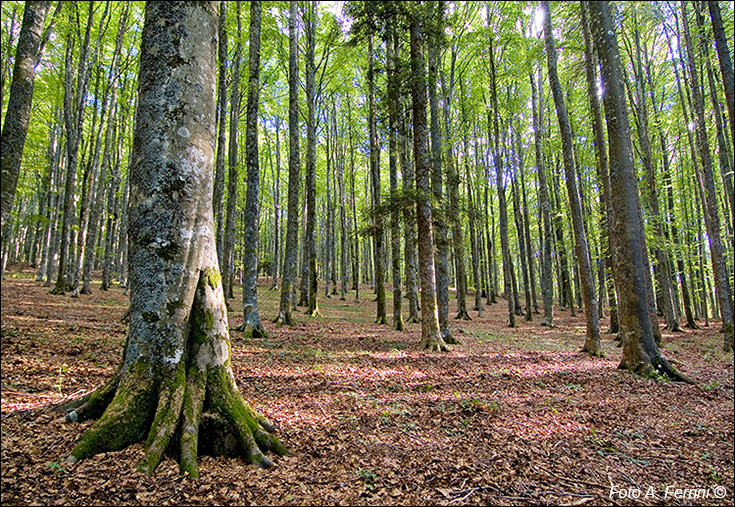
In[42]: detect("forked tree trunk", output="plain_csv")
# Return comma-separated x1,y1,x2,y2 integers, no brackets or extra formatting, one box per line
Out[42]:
62,2,286,477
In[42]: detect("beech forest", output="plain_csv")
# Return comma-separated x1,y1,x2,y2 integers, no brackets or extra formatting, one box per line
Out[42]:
1,1,733,505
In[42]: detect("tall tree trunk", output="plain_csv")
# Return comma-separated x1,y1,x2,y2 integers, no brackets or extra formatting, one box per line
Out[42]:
708,0,734,147
62,4,286,477
270,117,281,290
237,0,266,337
588,0,689,380
442,46,470,323
511,125,531,322
699,3,734,237
681,2,734,350
531,71,557,327
542,0,601,355
580,2,618,334
487,9,516,327
625,10,681,332
429,0,453,339
1,1,51,253
223,1,242,305
401,102,421,322
387,22,404,330
52,3,94,294
37,116,61,283
410,5,447,352
274,1,301,325
214,0,228,270
465,118,483,317
367,33,386,324
82,4,129,295
304,1,320,317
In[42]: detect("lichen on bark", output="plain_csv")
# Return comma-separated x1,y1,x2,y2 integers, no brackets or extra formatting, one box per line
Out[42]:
61,2,286,477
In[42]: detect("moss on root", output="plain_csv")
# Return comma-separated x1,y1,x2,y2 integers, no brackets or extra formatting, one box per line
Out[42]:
68,361,153,463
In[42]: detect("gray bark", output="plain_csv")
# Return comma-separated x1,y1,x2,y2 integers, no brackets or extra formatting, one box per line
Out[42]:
64,2,285,476
588,0,689,380
429,0,452,339
542,0,601,355
368,33,386,324
239,0,266,337
681,3,734,349
387,22,404,330
214,1,228,270
410,6,447,352
275,0,301,325
1,1,51,250
223,1,242,304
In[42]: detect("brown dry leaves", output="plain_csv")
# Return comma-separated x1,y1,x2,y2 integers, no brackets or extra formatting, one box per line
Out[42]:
1,264,733,505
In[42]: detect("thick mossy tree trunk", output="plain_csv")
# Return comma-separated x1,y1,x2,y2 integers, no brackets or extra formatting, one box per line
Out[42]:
588,1,691,381
410,5,448,352
62,2,286,477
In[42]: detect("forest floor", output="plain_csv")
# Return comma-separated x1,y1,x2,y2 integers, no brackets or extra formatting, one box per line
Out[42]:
1,262,733,506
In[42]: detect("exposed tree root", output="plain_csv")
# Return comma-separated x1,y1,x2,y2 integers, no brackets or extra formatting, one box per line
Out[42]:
64,269,287,477
455,310,472,321
273,311,292,326
421,336,450,352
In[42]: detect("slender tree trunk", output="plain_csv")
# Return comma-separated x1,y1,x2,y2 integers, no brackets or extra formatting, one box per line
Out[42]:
304,1,320,317
236,0,266,336
511,126,531,322
367,33,386,324
387,22,404,330
214,1,228,270
487,9,515,327
274,1,301,325
270,117,281,290
223,2,242,305
401,103,421,322
530,70,554,326
428,0,453,340
588,0,689,380
708,0,734,147
410,6,447,352
542,0,601,355
1,1,51,253
681,2,734,350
